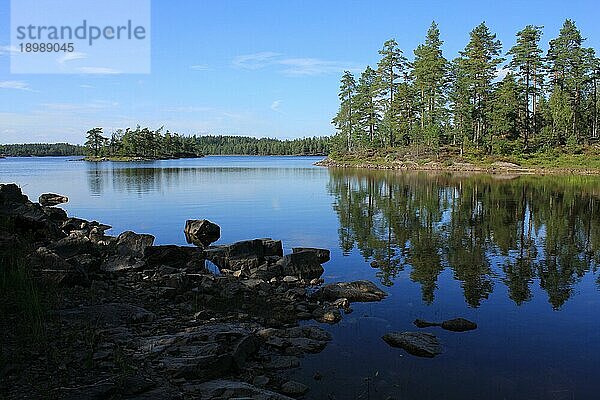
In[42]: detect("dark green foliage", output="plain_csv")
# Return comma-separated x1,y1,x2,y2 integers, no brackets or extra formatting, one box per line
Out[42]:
331,19,600,159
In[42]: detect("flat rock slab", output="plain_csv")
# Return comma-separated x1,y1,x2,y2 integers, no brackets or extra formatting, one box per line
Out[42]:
55,303,155,327
382,332,442,358
190,379,295,400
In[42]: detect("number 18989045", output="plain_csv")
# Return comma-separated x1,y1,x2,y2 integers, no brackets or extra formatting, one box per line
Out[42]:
19,42,74,52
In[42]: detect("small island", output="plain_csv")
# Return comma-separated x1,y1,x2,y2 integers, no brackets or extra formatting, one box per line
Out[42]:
83,126,204,161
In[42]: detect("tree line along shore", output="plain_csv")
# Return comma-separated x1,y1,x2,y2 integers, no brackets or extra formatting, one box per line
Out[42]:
329,20,600,171
0,129,330,160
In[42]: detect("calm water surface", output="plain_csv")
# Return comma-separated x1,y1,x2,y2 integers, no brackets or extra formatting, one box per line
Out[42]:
2,156,599,399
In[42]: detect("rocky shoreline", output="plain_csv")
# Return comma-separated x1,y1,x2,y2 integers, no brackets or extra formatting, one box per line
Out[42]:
0,183,388,399
314,157,600,176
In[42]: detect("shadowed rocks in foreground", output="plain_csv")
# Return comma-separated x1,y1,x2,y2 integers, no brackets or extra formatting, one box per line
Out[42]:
0,182,387,399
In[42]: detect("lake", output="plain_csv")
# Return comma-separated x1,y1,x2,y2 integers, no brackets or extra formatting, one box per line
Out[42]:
2,156,599,399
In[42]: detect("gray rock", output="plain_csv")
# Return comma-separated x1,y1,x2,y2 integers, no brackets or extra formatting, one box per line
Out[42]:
441,318,477,332
38,193,68,206
314,280,387,302
206,238,283,272
382,332,442,358
115,231,154,258
291,247,330,263
277,250,324,279
184,219,221,247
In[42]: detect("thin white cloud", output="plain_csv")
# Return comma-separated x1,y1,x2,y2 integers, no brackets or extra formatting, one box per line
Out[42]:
270,100,282,112
162,106,215,113
190,64,209,71
77,67,121,74
79,84,95,89
0,80,33,91
58,52,87,65
40,101,119,112
279,58,355,76
232,52,359,76
233,52,281,69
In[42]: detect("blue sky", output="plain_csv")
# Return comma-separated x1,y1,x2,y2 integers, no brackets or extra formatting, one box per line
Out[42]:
1,0,599,144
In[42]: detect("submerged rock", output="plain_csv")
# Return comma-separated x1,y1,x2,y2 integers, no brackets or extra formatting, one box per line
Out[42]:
413,317,477,332
413,319,441,328
39,193,68,206
184,219,221,247
314,280,387,302
441,318,477,332
382,332,442,358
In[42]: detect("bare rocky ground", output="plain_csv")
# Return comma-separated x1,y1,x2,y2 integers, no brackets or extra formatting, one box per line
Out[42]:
0,183,388,399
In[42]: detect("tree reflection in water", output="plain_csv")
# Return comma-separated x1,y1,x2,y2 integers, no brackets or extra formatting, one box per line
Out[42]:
328,169,600,309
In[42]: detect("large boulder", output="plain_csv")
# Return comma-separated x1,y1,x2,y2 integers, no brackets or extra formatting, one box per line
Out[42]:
276,250,324,279
115,231,155,258
382,332,442,358
38,193,68,207
291,247,330,263
205,238,283,271
313,280,387,302
184,219,220,247
101,231,154,272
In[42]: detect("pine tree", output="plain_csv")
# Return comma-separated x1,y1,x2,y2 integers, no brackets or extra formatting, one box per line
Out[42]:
508,25,544,149
355,66,380,147
547,19,592,144
413,22,448,131
332,71,358,152
85,127,107,157
457,22,504,150
377,39,408,147
490,73,521,153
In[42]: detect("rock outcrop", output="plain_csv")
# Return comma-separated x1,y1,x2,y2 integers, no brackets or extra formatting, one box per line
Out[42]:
0,183,354,399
